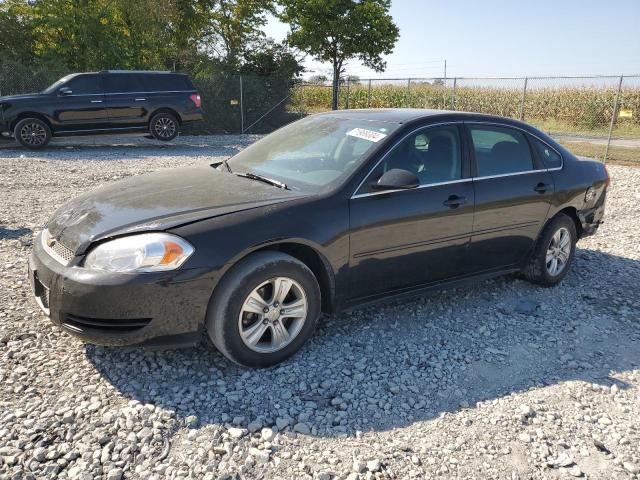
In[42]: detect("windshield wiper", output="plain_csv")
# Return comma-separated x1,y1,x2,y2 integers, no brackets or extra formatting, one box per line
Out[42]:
210,160,233,173
236,172,289,190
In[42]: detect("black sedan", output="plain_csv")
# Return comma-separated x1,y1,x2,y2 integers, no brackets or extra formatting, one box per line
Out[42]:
28,109,608,367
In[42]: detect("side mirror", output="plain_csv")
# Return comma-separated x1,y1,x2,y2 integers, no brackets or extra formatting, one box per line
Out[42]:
58,87,72,96
371,168,420,191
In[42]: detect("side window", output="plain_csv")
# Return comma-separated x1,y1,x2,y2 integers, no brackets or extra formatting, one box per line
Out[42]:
65,74,102,95
531,137,563,169
103,74,142,94
145,74,184,92
470,125,534,177
363,125,462,191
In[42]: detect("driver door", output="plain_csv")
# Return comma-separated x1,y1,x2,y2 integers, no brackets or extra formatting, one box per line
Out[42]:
54,74,109,131
348,123,475,300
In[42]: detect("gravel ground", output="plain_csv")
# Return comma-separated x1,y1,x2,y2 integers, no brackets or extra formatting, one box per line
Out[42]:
1,135,639,480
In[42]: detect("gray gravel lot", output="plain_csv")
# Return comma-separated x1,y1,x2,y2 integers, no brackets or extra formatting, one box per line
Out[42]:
1,135,639,480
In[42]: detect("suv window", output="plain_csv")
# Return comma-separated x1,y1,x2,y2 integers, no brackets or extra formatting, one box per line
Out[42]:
142,74,190,92
364,125,462,191
104,74,145,94
531,137,563,169
470,125,534,177
65,74,102,95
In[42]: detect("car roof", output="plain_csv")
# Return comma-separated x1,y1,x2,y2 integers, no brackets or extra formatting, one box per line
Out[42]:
99,70,176,75
316,108,530,127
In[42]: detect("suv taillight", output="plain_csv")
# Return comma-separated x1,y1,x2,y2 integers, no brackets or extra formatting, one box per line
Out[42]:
190,94,201,108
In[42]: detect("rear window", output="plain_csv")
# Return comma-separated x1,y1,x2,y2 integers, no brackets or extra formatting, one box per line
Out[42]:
531,137,563,169
141,74,193,92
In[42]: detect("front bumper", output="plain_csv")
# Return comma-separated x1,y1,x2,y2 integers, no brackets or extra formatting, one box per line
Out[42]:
28,232,215,348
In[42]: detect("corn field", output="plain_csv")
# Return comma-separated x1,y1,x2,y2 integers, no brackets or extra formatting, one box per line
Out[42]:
291,77,640,138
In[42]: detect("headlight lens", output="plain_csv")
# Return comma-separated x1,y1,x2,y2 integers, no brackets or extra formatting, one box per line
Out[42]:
84,233,194,273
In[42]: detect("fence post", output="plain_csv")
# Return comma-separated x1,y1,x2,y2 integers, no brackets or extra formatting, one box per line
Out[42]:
367,79,372,108
239,75,244,134
407,78,411,107
345,79,350,109
604,75,624,163
451,77,457,110
519,77,528,121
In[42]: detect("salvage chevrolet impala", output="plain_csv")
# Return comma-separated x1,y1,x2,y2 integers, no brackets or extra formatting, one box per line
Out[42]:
28,110,608,367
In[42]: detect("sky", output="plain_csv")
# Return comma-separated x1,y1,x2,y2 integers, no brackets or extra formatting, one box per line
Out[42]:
265,0,640,80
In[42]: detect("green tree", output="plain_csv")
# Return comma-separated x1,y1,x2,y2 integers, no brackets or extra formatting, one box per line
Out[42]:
0,0,35,61
200,0,275,70
280,0,399,110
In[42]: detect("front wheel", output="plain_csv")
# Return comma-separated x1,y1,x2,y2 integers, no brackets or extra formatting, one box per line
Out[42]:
206,251,321,367
523,213,577,286
149,112,179,141
14,118,51,150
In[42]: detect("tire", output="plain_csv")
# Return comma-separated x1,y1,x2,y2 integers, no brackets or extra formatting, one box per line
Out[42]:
206,251,321,368
14,118,51,150
149,112,179,141
522,213,577,286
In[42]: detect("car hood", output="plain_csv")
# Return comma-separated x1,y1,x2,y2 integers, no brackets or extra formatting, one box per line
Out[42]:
46,166,305,254
0,93,43,103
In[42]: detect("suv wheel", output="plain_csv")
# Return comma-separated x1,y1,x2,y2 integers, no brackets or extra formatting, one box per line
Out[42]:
523,213,577,286
15,118,51,150
206,251,321,368
149,112,179,141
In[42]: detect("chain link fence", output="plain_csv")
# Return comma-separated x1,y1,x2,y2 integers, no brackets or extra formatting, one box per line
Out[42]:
1,64,638,164
292,75,640,164
0,63,302,135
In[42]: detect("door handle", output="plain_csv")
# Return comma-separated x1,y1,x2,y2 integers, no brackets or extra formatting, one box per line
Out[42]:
135,98,146,101
534,182,550,193
91,100,103,103
443,195,466,208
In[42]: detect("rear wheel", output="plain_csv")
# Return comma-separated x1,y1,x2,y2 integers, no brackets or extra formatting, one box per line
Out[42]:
523,213,576,286
206,251,321,367
14,118,51,150
149,112,179,141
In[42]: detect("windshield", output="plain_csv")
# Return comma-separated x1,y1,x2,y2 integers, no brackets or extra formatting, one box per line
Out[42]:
41,74,77,94
226,115,399,192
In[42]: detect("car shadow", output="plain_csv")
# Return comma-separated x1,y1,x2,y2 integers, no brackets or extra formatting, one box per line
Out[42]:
0,225,33,240
0,135,258,160
85,247,640,437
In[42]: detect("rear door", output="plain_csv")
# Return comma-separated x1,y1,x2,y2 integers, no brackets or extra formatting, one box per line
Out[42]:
103,73,149,129
465,123,555,272
53,74,109,131
348,123,475,300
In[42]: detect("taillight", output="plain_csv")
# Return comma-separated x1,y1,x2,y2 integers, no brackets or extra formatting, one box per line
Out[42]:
190,94,201,108
604,165,611,187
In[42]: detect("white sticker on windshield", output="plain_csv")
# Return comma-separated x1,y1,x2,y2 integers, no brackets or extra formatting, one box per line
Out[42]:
346,128,387,143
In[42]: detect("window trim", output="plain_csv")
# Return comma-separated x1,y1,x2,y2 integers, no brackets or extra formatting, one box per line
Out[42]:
351,121,467,198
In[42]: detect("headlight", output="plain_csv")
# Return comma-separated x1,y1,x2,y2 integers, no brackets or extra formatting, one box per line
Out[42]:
84,233,194,273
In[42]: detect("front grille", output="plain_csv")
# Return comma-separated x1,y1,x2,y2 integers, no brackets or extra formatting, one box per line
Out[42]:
51,240,75,263
42,229,75,265
62,314,151,334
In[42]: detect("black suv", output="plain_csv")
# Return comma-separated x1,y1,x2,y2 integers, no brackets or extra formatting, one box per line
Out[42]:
0,70,203,149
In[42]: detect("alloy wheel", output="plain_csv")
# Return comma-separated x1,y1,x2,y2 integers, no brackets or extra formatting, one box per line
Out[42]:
545,227,571,276
153,117,176,139
20,122,47,147
238,276,308,353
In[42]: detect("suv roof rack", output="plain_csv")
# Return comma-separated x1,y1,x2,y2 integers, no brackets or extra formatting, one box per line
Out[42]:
100,70,174,74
